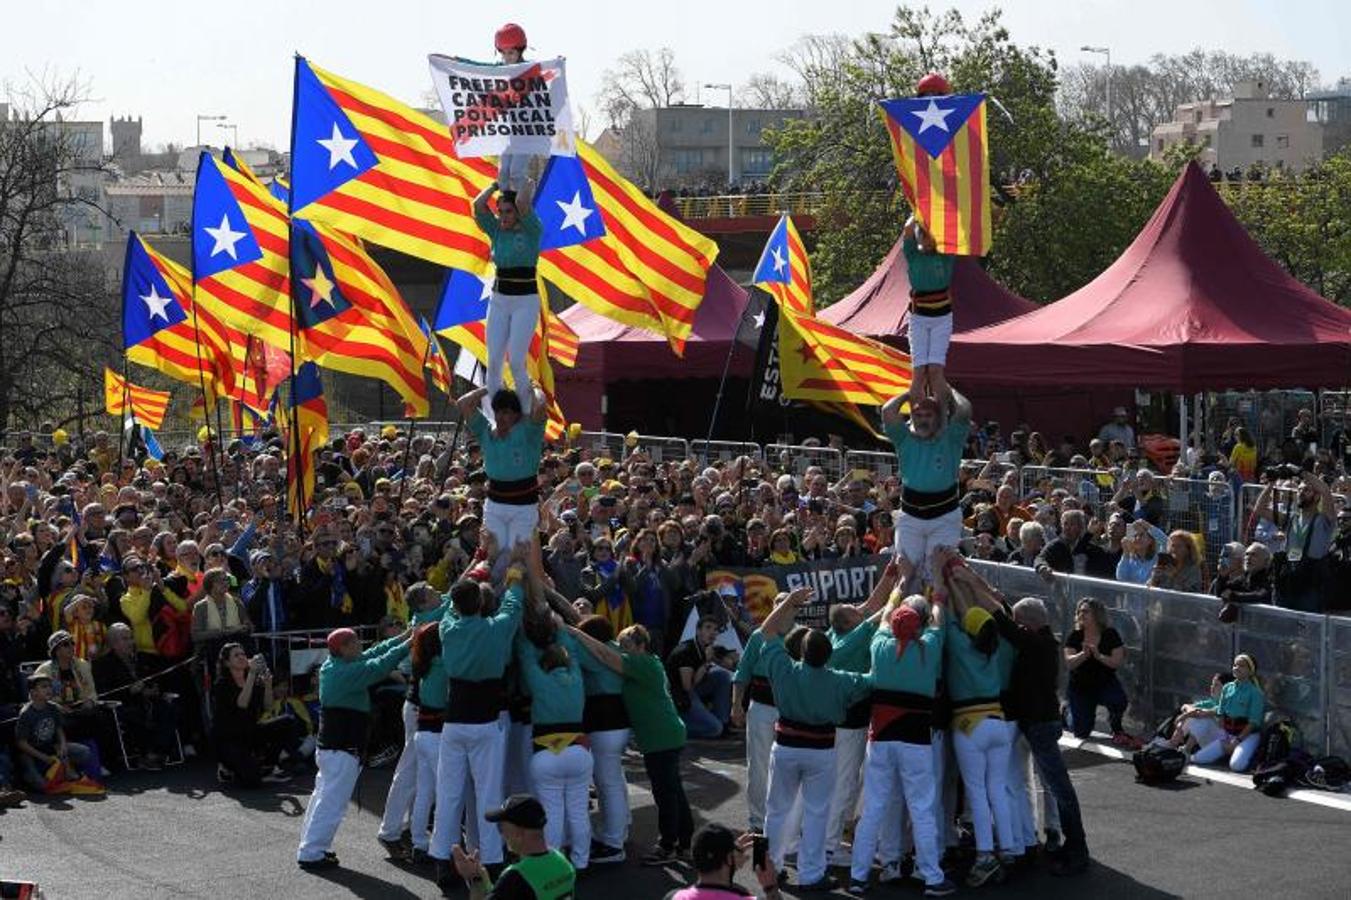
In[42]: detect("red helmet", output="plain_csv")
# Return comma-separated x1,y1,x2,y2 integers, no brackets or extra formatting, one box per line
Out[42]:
916,73,952,96
495,22,527,52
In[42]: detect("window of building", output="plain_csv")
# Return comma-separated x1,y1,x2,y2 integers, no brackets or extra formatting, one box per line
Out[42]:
1251,134,1264,148
742,148,774,177
669,116,683,133
745,118,761,136
671,148,705,174
1194,110,1202,124
1276,134,1290,149
1157,138,1165,152
1266,107,1274,118
701,117,714,134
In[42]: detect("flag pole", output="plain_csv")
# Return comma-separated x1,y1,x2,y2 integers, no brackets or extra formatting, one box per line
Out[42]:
441,359,480,492
286,55,307,537
117,358,131,466
396,340,435,509
701,309,749,464
188,283,226,514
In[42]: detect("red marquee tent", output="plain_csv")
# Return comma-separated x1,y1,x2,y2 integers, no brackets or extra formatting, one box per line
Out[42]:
819,239,1036,343
947,162,1351,392
553,265,754,429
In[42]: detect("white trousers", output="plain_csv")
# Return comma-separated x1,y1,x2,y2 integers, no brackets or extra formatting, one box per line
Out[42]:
531,744,595,869
430,719,506,863
745,700,777,831
826,725,868,854
297,748,361,862
484,499,540,559
377,699,420,841
909,312,953,368
851,741,944,887
932,728,961,849
766,743,835,885
953,718,1016,855
486,291,540,414
505,717,536,797
410,729,450,852
895,509,962,582
589,728,632,848
1193,728,1261,772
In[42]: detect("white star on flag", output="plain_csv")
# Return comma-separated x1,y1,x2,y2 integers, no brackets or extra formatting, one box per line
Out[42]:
302,265,337,309
317,122,359,170
752,310,766,330
911,99,955,134
204,213,247,259
478,274,494,302
140,285,174,322
555,191,595,236
771,245,787,275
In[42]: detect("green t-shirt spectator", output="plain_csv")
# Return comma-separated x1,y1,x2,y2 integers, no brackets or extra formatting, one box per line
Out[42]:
621,651,686,754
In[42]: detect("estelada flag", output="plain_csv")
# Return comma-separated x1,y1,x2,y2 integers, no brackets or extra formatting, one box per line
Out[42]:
877,93,991,256
277,362,329,524
104,368,171,430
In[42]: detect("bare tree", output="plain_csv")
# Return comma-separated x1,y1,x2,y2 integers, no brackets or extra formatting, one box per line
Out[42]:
739,73,801,109
597,48,685,128
0,74,120,434
780,33,853,108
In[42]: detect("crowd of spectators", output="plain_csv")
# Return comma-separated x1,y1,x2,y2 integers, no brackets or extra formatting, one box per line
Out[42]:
0,399,1346,808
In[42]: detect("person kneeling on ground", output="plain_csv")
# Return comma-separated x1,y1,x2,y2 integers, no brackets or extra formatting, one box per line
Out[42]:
452,793,576,900
664,822,784,899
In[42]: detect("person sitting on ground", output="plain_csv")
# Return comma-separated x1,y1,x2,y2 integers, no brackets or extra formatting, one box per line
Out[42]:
91,623,177,770
14,673,99,793
1149,531,1204,593
451,793,576,900
1190,655,1265,772
663,822,784,900
1063,599,1134,747
1165,672,1233,752
666,614,734,740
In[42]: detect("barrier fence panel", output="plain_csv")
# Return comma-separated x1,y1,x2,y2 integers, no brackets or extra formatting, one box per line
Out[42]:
1329,618,1351,759
691,440,763,465
634,436,692,464
846,450,897,482
1235,605,1328,754
578,431,626,461
1018,466,1120,521
766,444,845,480
1319,390,1351,451
1158,477,1236,572
963,458,1018,487
1146,590,1237,738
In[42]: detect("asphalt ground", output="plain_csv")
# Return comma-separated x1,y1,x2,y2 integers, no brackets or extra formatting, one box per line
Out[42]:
2,736,1349,899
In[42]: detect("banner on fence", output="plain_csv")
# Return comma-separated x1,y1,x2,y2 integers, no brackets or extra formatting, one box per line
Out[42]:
705,553,888,628
428,55,574,158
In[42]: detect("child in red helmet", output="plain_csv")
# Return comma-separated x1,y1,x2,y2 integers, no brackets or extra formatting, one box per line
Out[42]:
903,72,958,407
494,22,529,198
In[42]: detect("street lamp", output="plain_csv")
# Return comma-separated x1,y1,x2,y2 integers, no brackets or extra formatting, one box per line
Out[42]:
196,113,227,147
704,83,734,188
1080,45,1112,139
216,122,239,149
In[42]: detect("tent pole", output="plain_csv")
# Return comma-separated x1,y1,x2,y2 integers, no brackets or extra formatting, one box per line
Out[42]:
1178,394,1187,467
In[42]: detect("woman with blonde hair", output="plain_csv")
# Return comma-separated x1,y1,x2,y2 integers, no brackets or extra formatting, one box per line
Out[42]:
1150,531,1204,593
1191,654,1265,772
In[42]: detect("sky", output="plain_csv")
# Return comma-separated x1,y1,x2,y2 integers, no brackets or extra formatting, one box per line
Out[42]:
5,0,1348,150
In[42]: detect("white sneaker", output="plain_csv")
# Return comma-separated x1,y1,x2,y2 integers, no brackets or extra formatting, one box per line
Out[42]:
828,848,853,868
878,862,902,884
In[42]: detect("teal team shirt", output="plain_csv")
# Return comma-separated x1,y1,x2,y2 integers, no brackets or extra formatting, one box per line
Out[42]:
470,411,545,483
475,206,543,271
885,416,971,494
868,625,944,696
902,233,956,293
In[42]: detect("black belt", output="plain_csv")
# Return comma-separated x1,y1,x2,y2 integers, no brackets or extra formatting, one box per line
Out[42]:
494,266,538,296
488,476,540,506
909,287,952,317
901,484,959,520
775,717,835,749
447,677,506,724
869,689,935,744
748,676,775,707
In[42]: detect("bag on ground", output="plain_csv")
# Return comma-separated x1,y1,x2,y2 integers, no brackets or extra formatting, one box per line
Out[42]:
1132,744,1186,785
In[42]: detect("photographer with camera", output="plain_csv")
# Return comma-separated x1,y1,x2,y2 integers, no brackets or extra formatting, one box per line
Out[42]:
1250,467,1335,612
663,823,782,900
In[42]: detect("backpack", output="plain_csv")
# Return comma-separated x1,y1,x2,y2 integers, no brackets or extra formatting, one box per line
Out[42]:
1132,744,1187,785
1254,718,1300,767
1296,755,1350,791
1253,748,1313,797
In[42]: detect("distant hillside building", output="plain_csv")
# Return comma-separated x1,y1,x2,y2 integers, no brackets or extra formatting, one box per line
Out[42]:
609,105,806,190
1309,78,1351,157
1150,80,1323,172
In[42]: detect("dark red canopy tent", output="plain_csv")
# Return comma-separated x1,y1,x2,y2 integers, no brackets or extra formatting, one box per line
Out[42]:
948,162,1351,392
554,265,754,431
819,238,1036,344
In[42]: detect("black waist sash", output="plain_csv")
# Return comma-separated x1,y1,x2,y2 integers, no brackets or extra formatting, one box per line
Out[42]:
748,675,775,707
774,717,835,749
494,266,538,296
901,484,959,520
447,677,506,724
488,475,540,506
583,692,630,732
869,689,935,744
909,287,952,317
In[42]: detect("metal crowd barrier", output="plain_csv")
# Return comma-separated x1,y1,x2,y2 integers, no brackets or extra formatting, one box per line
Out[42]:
967,560,1347,758
577,430,626,462
1319,390,1351,451
1018,466,1121,521
846,450,898,482
766,444,845,480
691,440,763,465
1159,476,1237,571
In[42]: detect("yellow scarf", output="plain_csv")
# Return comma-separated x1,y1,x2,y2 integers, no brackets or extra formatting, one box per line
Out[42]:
952,702,1004,735
770,550,799,565
534,732,585,754
203,597,241,632
385,582,408,625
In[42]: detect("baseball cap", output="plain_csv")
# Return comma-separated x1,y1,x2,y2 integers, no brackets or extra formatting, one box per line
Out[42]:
485,793,547,829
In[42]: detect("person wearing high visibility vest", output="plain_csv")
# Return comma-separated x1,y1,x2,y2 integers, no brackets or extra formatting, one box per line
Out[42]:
452,793,576,900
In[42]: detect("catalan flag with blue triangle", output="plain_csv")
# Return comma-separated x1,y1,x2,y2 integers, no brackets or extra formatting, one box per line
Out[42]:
122,232,234,397
877,92,991,256
420,317,452,396
278,362,329,524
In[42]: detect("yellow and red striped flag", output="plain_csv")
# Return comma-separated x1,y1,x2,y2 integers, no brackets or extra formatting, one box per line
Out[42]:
439,318,567,441
289,57,492,274
104,368,171,430
420,317,453,396
541,289,580,369
754,214,912,406
878,93,991,256
121,232,234,397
